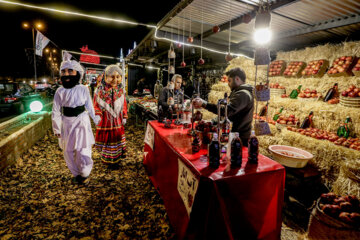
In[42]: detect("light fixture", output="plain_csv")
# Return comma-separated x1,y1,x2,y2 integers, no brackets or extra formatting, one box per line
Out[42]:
253,5,272,46
29,100,43,112
254,28,272,45
23,22,29,29
42,78,47,82
23,81,26,83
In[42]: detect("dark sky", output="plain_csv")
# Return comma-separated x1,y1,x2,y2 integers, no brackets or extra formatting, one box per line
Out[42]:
0,0,178,78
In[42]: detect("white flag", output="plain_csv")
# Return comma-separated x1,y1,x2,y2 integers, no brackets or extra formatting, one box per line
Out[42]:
35,30,50,56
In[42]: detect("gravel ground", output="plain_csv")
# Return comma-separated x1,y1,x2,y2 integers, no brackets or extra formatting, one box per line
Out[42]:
0,119,303,239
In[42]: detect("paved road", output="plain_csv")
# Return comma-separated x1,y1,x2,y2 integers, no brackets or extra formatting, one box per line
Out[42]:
0,112,18,124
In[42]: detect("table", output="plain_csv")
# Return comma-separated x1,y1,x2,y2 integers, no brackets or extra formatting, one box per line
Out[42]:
143,121,285,240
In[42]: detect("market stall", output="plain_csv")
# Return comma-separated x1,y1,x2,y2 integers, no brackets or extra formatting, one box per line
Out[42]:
128,0,360,238
143,121,285,239
127,95,158,127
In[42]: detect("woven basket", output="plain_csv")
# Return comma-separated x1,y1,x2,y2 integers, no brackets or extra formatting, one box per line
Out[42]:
254,121,271,136
255,88,270,101
307,199,360,239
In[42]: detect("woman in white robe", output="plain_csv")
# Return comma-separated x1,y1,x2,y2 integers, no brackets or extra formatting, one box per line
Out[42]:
52,52,100,183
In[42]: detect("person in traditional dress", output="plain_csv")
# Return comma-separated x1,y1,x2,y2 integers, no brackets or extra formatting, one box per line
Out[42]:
52,52,100,184
93,65,128,166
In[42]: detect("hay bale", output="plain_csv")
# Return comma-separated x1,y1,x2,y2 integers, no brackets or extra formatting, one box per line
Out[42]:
332,161,360,197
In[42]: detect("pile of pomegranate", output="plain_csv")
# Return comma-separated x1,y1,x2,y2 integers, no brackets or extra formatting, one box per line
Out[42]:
276,114,299,126
298,88,320,98
283,61,306,77
269,82,285,89
319,193,360,227
327,56,354,75
302,59,327,77
286,127,360,151
341,84,360,98
269,60,286,77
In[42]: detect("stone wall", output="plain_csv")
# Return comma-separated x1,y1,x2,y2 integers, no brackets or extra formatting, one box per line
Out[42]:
0,112,51,172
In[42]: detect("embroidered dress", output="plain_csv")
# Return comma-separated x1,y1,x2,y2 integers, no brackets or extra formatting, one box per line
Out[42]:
94,84,128,164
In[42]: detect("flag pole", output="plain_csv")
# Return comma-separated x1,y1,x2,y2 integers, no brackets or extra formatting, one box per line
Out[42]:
32,27,37,82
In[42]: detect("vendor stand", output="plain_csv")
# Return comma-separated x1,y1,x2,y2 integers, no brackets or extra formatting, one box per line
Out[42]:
143,121,285,239
127,95,158,128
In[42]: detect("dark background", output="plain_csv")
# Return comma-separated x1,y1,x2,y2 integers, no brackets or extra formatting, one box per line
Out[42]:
0,0,178,79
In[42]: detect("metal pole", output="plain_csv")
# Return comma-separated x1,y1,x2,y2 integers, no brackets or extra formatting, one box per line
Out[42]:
32,27,37,82
50,51,54,82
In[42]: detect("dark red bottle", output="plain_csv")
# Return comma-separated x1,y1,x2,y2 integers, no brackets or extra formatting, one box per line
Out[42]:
208,133,220,169
231,132,243,168
248,130,259,164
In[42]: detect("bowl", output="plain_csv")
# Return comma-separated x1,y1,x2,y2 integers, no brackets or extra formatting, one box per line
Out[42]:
268,145,313,168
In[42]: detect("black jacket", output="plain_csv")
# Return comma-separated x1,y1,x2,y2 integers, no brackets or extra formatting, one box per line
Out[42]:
158,87,184,112
205,84,254,139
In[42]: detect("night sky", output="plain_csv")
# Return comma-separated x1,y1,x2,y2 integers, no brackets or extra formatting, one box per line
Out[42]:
0,0,178,79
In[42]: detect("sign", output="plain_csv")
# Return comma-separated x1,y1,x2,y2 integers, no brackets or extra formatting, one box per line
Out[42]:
80,45,100,64
144,123,155,150
177,159,199,217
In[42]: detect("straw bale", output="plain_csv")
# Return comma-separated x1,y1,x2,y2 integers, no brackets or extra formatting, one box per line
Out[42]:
200,109,217,121
211,83,230,92
209,41,360,186
333,161,360,197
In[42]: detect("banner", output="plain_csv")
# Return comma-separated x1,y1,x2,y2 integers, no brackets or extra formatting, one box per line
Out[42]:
144,123,155,150
177,159,199,217
35,30,50,56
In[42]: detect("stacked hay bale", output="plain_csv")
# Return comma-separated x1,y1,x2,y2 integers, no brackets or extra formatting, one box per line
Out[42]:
205,41,360,190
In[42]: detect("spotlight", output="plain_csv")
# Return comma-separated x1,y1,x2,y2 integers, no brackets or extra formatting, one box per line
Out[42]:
254,28,272,45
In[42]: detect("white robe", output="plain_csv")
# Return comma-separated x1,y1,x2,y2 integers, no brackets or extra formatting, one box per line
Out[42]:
52,85,99,177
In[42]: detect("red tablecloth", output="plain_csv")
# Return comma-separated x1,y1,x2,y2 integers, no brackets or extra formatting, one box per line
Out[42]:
143,121,285,240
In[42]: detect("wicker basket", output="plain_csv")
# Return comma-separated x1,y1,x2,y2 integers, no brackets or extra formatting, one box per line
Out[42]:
307,199,360,239
340,96,360,108
254,121,271,136
255,88,270,101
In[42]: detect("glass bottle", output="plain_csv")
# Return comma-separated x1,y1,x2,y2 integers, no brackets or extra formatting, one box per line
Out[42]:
337,116,352,138
273,107,284,121
231,132,243,168
158,105,164,123
248,130,259,164
323,83,338,102
259,102,269,117
208,133,220,169
289,85,302,99
300,111,314,129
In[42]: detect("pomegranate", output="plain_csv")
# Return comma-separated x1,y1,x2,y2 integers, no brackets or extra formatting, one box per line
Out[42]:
212,26,220,33
348,91,356,97
180,61,186,67
198,58,205,65
225,54,233,62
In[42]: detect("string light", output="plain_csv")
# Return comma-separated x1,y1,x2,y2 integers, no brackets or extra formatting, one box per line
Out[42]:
0,0,156,28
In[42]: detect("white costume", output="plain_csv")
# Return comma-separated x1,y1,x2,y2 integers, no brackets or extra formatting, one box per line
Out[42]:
52,52,100,178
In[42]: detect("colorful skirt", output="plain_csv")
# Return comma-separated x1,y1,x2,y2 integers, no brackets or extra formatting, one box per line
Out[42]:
95,126,126,164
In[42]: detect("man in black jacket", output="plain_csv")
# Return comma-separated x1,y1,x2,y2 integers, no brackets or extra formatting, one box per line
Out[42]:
192,67,254,145
158,74,184,119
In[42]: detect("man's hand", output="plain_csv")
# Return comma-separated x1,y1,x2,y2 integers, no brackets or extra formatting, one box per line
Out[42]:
192,98,205,109
122,119,127,125
55,133,61,138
